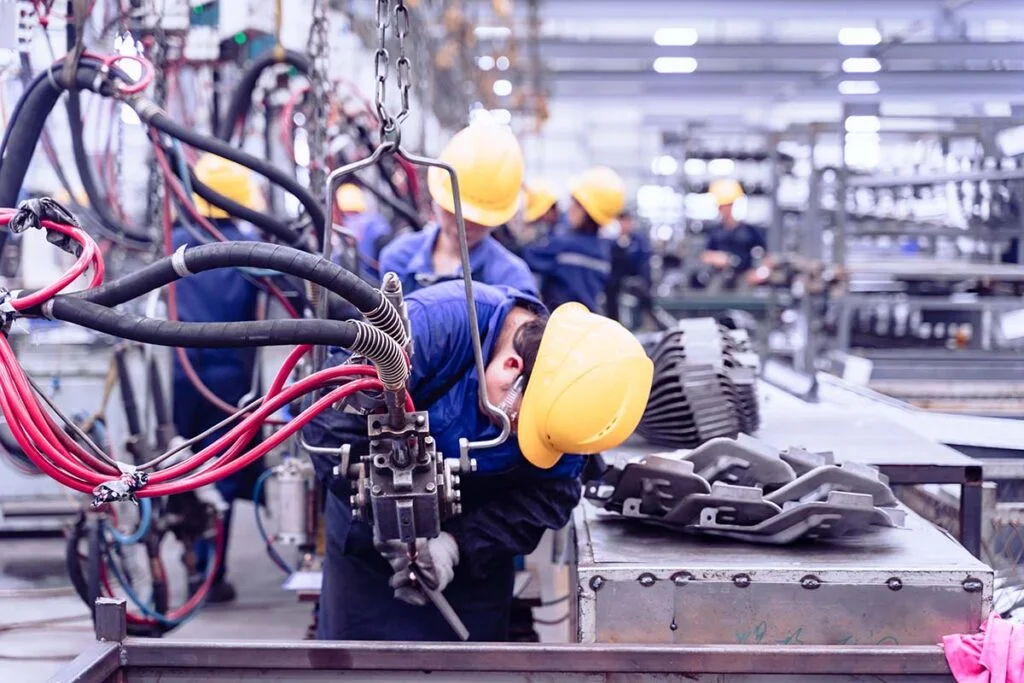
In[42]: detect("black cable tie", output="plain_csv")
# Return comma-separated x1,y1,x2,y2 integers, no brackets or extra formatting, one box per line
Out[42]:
91,470,149,508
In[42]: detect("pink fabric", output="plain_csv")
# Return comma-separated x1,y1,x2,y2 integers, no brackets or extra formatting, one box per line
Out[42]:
943,614,1024,683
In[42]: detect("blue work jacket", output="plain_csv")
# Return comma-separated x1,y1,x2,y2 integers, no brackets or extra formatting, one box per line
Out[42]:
522,229,612,313
303,281,583,641
705,222,767,273
349,211,392,282
378,223,537,296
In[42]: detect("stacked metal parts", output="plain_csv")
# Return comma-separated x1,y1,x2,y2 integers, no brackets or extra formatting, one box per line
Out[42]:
585,434,906,544
637,319,760,448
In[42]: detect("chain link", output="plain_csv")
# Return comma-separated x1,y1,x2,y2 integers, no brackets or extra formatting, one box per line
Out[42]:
394,1,411,126
307,0,331,208
373,0,412,137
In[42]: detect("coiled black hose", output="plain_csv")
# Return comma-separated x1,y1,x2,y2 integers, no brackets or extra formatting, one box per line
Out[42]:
216,49,311,142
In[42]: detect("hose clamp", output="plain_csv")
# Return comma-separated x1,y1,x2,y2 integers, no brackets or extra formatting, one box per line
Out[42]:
40,300,56,321
171,244,193,278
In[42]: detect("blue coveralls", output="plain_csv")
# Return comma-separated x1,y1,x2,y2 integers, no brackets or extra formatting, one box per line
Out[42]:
302,281,584,641
348,211,392,283
378,223,537,296
521,230,612,313
705,222,767,274
171,220,260,582
605,231,653,323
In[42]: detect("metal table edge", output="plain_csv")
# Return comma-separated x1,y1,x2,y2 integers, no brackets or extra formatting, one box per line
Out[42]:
47,642,121,683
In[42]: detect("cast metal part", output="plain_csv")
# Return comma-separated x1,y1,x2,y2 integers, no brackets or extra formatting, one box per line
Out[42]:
660,481,782,528
584,455,710,516
766,461,899,508
681,434,797,489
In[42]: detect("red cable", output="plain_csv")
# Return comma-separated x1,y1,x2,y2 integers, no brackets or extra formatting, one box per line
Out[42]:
0,218,104,310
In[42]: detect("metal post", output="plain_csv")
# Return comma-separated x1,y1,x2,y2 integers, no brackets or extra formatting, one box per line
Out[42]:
1017,183,1024,265
94,598,128,643
959,465,984,559
835,106,849,269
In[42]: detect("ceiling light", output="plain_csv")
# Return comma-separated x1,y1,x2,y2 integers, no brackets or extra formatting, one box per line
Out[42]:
845,115,881,133
838,27,882,46
683,158,707,175
490,109,512,125
651,155,679,176
653,28,698,46
493,79,513,97
495,55,511,71
478,55,495,71
707,158,736,176
653,57,698,74
838,80,880,95
842,57,882,73
474,26,512,40
983,102,1012,117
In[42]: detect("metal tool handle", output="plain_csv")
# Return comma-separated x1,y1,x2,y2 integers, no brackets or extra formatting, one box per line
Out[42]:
409,562,470,641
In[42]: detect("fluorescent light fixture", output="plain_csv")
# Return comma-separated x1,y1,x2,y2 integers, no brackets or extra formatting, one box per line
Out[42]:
707,158,736,176
478,55,495,71
838,80,880,95
838,27,881,46
983,102,1012,117
653,57,698,74
493,79,513,97
651,155,679,176
495,55,511,71
653,27,698,46
490,108,512,125
845,115,881,133
842,57,881,73
683,158,707,175
474,26,512,40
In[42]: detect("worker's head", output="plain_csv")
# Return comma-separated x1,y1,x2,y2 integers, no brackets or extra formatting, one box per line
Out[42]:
428,122,524,248
618,208,635,235
192,153,262,219
487,302,654,470
522,179,559,227
709,178,744,226
335,183,367,218
569,167,625,234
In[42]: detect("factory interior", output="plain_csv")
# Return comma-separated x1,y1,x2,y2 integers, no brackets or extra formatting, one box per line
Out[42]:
2,0,1024,681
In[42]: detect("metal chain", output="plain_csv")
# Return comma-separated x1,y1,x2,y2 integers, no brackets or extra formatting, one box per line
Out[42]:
373,0,412,138
145,22,168,252
307,0,330,207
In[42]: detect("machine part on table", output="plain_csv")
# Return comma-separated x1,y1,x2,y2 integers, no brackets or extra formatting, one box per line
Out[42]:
585,435,904,545
273,458,314,546
637,319,760,449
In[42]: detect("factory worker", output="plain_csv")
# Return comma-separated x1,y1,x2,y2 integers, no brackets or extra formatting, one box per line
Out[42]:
303,279,652,641
521,166,625,313
700,179,770,287
605,208,653,325
172,154,264,603
333,183,392,283
521,179,562,243
378,122,536,296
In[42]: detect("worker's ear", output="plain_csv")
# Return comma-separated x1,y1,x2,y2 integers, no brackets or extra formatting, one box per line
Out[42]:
503,353,523,372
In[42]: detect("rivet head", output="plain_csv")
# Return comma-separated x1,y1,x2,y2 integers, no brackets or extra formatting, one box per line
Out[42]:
671,572,693,586
425,482,436,492
800,575,822,590
886,577,903,591
371,485,382,496
732,573,751,588
589,576,605,591
638,573,657,587
962,577,983,593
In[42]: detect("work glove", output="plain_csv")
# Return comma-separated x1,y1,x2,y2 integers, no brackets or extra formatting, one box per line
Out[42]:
375,532,460,606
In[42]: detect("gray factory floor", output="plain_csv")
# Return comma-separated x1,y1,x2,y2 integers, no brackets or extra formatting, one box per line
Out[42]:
0,500,313,682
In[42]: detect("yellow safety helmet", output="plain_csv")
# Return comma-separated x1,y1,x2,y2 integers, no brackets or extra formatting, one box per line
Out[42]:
709,178,745,206
518,303,654,469
54,188,89,208
427,122,524,227
336,183,367,214
523,180,558,223
570,166,625,228
192,153,262,219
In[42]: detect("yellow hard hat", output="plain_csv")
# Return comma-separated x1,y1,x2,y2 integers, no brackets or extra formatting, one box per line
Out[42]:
427,122,524,228
54,188,89,208
518,303,654,469
192,153,262,219
336,183,367,213
709,178,745,206
523,179,558,223
570,166,625,227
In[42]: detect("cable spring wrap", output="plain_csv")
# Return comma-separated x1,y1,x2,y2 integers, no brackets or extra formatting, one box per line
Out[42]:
349,322,408,391
364,296,409,349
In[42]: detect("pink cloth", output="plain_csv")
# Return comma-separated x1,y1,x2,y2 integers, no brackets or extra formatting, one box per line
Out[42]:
943,614,1024,683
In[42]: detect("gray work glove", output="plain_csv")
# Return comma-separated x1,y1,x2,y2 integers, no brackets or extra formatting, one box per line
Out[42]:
375,532,460,606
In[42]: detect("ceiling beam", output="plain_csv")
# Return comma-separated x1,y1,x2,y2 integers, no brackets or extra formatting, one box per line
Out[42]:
509,39,1024,63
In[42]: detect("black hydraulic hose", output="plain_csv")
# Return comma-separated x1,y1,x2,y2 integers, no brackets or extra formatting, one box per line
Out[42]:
148,359,170,428
216,49,310,142
114,348,143,438
133,100,326,248
186,167,303,246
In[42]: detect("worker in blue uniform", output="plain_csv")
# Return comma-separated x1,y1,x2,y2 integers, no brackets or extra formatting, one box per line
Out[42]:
333,183,392,283
172,154,263,604
605,208,653,325
378,122,535,295
698,179,771,289
522,167,625,313
303,280,653,641
521,179,561,243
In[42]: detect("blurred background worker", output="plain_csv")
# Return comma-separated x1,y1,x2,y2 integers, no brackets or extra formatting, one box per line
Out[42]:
173,153,265,604
521,179,561,244
699,178,770,288
378,122,536,295
522,166,625,313
332,183,392,283
303,280,653,641
605,208,653,325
